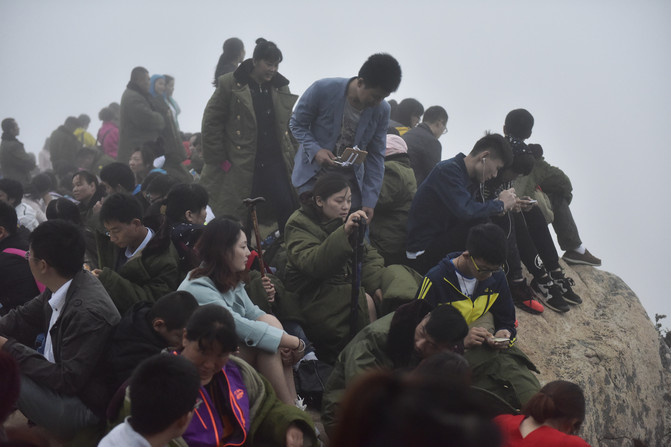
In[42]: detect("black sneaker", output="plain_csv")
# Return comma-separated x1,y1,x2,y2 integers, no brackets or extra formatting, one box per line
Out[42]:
509,279,544,314
531,277,570,313
550,271,583,305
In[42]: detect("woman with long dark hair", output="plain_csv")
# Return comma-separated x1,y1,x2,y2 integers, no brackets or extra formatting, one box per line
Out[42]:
178,217,304,405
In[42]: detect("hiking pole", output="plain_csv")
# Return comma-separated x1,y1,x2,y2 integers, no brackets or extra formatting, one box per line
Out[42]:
243,197,267,277
349,216,367,339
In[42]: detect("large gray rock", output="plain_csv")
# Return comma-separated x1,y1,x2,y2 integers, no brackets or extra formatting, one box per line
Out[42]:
516,263,671,447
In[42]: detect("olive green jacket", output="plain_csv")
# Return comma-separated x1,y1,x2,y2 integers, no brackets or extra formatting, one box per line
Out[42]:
96,217,180,315
370,153,417,265
284,205,384,363
199,60,298,222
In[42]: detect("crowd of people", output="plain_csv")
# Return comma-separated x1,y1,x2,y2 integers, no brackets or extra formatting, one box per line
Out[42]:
0,36,600,447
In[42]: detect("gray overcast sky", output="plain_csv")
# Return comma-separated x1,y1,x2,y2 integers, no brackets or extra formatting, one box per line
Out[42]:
2,0,670,323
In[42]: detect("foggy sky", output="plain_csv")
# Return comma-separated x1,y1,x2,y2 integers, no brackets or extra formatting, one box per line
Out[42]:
2,0,670,326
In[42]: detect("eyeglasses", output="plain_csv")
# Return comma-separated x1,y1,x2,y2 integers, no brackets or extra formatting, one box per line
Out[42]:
470,256,502,274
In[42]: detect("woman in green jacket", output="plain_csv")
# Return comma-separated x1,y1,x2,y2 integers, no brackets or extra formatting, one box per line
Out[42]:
284,174,385,364
199,38,298,233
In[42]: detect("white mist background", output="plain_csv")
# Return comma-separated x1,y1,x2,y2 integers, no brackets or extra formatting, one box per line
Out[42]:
2,0,670,325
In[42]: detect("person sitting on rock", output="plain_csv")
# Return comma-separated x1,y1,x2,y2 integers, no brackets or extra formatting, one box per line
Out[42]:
405,132,517,275
416,222,541,411
485,137,583,313
505,109,601,266
92,192,180,315
321,299,469,435
495,380,590,446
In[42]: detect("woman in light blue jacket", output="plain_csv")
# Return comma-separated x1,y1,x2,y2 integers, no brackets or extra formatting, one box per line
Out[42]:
178,217,303,405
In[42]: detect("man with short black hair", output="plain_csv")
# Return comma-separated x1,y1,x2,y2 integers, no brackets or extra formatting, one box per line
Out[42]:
416,223,516,346
92,193,180,314
402,105,448,186
291,53,402,222
416,223,541,411
505,108,601,266
321,299,469,434
0,118,36,186
99,354,201,447
0,220,120,439
105,291,199,393
118,66,165,165
406,133,517,274
0,201,40,315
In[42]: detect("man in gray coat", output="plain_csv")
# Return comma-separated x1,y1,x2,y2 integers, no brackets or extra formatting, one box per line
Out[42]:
0,220,120,439
118,66,164,164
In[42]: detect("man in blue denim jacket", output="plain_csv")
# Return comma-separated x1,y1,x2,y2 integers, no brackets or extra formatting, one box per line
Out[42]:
290,53,401,223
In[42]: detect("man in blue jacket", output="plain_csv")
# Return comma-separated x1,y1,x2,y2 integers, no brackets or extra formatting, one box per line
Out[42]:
290,53,402,223
406,133,516,274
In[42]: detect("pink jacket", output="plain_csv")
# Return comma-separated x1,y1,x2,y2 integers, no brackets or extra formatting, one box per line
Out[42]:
97,121,119,159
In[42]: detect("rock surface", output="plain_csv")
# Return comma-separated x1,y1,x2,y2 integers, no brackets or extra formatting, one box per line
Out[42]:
516,263,671,447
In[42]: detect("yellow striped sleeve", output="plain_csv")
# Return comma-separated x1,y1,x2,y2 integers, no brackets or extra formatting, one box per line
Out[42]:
417,277,433,300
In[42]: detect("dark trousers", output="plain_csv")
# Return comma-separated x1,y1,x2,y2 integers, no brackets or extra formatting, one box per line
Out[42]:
251,163,298,235
549,194,582,251
520,206,561,272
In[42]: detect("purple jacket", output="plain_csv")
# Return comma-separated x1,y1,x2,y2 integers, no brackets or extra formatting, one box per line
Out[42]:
182,360,251,447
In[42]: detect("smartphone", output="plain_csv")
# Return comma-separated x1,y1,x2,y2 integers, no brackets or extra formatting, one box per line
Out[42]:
527,199,538,204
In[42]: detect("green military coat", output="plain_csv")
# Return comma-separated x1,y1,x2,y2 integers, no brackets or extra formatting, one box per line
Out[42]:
199,60,297,223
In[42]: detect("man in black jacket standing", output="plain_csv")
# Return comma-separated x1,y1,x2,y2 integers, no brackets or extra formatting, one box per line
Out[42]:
0,220,120,440
402,105,448,186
